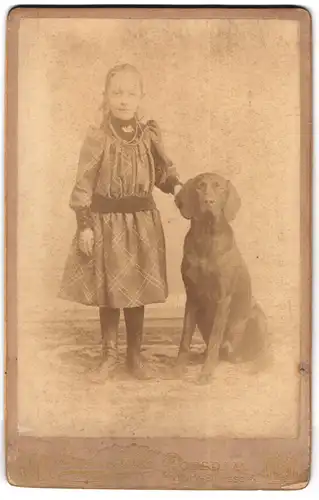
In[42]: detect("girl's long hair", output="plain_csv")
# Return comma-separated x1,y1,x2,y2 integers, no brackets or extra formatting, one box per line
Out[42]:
99,63,144,129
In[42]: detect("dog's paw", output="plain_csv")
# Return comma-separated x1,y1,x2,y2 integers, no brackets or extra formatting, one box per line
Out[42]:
197,371,214,385
175,354,189,368
158,365,186,380
172,363,187,379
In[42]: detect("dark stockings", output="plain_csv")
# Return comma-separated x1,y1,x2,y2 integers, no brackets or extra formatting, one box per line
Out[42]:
124,306,144,368
99,307,120,362
98,306,148,379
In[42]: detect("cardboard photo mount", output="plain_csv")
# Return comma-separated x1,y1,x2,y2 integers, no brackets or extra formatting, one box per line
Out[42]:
5,6,312,490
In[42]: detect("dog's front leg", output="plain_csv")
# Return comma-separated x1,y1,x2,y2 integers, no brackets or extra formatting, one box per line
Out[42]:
175,298,197,372
199,295,231,384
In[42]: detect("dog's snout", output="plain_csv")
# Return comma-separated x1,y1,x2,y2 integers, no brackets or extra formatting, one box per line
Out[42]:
204,198,215,206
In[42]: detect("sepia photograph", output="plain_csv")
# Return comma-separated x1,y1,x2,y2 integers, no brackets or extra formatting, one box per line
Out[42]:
5,6,311,489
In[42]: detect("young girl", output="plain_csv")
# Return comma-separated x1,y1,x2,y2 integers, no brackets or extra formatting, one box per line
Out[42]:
59,64,181,380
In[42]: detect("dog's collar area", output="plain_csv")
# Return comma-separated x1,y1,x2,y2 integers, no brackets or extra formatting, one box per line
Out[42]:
191,212,224,228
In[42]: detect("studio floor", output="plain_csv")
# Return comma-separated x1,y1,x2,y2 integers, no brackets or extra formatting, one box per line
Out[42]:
17,312,299,439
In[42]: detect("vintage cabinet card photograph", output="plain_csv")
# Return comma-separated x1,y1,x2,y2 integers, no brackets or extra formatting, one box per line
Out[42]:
5,6,312,490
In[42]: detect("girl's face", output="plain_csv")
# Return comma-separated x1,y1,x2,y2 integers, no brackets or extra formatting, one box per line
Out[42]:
106,71,142,121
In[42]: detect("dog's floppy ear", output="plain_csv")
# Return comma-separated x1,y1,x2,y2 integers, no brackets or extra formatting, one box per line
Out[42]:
174,178,196,220
224,180,241,222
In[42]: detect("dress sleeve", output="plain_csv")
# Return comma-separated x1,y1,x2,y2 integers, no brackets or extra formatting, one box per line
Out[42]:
69,125,105,230
148,120,181,195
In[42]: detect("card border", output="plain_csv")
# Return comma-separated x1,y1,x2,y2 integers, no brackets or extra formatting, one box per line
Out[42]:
5,6,312,490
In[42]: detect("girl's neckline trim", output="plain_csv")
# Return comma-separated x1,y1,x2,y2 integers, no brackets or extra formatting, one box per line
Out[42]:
107,114,146,146
109,121,139,145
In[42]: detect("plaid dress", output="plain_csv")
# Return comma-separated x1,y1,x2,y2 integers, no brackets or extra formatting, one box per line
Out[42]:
58,116,180,308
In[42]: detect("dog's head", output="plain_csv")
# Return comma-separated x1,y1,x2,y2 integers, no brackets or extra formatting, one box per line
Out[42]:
175,173,241,222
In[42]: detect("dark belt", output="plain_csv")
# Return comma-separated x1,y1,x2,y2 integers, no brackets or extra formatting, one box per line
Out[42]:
91,193,156,214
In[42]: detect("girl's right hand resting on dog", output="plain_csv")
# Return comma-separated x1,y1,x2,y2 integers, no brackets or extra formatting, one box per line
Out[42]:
78,228,94,256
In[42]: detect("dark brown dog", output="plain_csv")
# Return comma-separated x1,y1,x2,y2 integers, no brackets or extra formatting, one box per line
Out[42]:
175,172,268,384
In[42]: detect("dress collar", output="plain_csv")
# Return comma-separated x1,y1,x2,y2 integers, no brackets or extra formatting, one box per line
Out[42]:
105,113,146,145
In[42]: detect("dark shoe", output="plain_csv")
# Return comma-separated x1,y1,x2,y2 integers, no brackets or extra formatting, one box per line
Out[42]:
88,356,118,383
